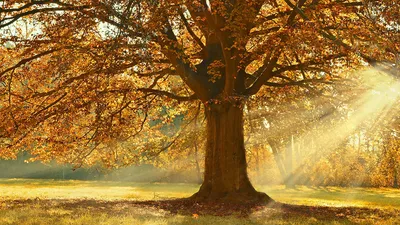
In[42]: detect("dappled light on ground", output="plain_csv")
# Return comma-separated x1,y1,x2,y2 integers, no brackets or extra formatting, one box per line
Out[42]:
0,179,198,201
1,179,400,224
258,185,400,209
2,179,400,210
1,198,400,225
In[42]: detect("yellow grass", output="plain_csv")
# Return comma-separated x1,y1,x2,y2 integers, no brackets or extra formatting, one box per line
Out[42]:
0,179,198,200
0,179,400,225
1,179,399,209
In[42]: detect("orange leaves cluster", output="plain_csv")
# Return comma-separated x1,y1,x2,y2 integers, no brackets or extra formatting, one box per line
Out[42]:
1,0,399,169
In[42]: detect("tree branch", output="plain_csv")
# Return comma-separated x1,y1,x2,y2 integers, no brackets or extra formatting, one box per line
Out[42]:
178,9,205,50
264,78,333,87
0,6,90,29
137,88,197,102
245,51,281,95
0,49,60,78
157,17,211,100
282,0,378,64
272,53,347,75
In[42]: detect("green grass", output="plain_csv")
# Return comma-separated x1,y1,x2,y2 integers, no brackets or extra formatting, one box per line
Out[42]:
0,179,400,225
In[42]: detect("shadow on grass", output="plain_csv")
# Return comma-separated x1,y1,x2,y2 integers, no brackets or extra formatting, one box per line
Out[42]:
3,198,399,221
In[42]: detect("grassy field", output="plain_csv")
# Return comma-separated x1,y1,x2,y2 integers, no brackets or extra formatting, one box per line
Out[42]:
0,179,400,224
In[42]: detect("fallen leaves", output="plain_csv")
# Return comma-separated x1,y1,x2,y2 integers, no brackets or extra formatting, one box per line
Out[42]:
3,197,399,220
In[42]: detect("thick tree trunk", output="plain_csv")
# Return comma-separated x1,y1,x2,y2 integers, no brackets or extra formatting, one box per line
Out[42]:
191,100,273,203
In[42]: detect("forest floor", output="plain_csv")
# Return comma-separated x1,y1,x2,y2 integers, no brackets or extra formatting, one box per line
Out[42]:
0,179,400,224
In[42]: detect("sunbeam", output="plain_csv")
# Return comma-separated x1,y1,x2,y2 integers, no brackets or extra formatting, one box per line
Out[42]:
248,68,400,187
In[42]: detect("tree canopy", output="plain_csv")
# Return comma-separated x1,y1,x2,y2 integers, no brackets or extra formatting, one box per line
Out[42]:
0,0,399,201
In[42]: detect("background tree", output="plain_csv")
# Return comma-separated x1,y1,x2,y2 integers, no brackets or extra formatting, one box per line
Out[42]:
0,0,399,202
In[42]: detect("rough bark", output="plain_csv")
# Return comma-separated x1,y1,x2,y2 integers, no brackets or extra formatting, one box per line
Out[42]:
190,99,273,203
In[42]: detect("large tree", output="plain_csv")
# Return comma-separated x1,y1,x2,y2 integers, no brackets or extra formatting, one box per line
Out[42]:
0,0,398,202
